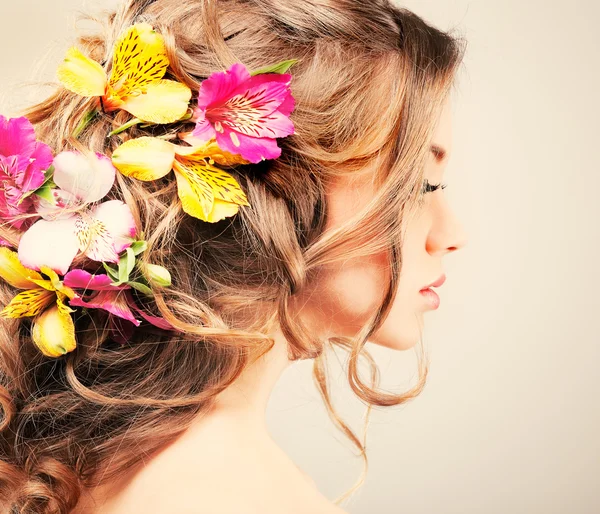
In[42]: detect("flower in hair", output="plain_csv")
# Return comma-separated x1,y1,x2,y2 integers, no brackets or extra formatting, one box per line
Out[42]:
183,61,296,163
0,115,53,229
0,247,77,357
57,23,192,124
17,151,137,275
112,136,250,222
63,268,174,345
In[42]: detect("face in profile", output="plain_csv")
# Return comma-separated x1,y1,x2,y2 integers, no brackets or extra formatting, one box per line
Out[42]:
296,97,468,351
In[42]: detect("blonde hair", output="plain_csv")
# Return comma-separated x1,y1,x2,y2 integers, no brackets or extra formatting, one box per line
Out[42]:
0,0,466,512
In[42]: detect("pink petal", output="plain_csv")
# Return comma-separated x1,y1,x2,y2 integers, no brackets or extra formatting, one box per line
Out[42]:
52,151,116,203
17,216,80,274
190,113,216,141
222,102,295,139
90,200,137,253
63,269,127,291
0,115,37,158
215,130,282,163
108,315,136,345
69,289,140,326
197,62,251,110
125,290,175,330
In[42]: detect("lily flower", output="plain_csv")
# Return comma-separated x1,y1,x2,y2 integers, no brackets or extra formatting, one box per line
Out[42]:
0,115,53,229
111,136,250,222
187,62,295,163
63,269,175,344
0,247,76,357
18,150,137,275
57,23,191,124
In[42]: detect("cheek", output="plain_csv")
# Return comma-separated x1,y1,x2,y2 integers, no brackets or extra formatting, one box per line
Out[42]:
297,226,428,350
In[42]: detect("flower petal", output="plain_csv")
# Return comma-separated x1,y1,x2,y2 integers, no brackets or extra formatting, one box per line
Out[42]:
0,115,37,158
18,217,80,275
0,288,55,318
52,151,116,203
107,23,169,100
31,298,77,357
125,290,174,330
120,79,192,124
63,269,126,291
111,136,175,181
174,138,251,166
197,62,251,110
69,289,140,326
57,46,107,97
89,200,137,253
215,129,283,163
0,246,43,289
172,159,248,222
73,213,119,264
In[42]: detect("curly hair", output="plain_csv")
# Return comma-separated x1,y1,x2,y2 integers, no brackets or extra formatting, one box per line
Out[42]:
0,0,467,512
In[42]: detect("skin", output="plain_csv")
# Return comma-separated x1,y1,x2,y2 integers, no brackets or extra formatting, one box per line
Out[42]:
75,96,467,513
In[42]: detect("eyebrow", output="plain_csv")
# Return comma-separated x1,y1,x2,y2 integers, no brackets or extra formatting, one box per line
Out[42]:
430,144,447,162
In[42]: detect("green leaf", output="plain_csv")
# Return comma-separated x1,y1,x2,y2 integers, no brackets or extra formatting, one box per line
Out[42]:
32,185,55,203
108,117,143,137
72,108,99,138
130,240,148,256
249,59,298,76
127,280,154,296
118,247,136,283
102,262,120,282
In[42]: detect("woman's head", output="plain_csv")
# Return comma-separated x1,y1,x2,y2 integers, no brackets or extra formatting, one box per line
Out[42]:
0,0,467,512
295,96,468,351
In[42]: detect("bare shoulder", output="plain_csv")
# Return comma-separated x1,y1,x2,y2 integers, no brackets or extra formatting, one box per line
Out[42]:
76,413,349,514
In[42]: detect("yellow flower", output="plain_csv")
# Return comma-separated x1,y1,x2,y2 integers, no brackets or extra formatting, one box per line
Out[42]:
0,247,77,358
111,137,251,222
57,23,191,124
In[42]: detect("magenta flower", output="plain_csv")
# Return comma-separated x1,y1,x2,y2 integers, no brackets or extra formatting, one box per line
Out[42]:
18,151,136,275
63,269,175,344
189,62,295,163
0,115,53,229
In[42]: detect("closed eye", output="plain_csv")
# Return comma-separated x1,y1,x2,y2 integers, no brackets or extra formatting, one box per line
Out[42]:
422,179,447,194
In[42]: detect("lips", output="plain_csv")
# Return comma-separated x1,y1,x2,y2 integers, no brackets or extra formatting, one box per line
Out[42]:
420,273,446,290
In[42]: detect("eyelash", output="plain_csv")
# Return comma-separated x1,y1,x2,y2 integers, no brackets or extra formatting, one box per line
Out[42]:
422,180,447,194
418,180,447,204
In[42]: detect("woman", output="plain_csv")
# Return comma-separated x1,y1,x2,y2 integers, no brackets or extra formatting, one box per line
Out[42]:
0,0,467,512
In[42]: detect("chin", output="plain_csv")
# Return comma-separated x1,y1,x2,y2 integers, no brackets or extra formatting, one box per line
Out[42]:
368,310,424,351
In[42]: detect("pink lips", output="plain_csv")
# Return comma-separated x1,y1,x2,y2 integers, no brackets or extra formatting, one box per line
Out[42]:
421,274,446,290
419,274,445,309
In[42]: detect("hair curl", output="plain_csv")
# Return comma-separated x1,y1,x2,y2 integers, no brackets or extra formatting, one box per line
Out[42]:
0,0,467,512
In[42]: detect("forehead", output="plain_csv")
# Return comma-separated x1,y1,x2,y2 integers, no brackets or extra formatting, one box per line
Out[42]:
430,97,453,158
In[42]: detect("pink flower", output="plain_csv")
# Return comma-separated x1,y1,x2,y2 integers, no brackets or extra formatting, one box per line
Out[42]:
18,151,136,275
189,62,295,163
0,115,53,229
63,269,175,344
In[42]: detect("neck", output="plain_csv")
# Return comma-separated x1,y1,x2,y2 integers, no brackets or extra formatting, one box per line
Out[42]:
205,323,294,433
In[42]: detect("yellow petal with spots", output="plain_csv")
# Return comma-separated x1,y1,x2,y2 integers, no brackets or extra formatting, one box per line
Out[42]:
108,23,169,100
175,139,251,167
207,199,242,222
39,266,76,299
31,298,77,358
57,46,107,97
112,136,176,181
0,288,56,318
173,158,249,222
0,247,43,289
173,167,214,221
120,79,192,124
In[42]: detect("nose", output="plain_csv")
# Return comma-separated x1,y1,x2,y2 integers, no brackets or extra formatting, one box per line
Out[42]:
426,195,468,255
